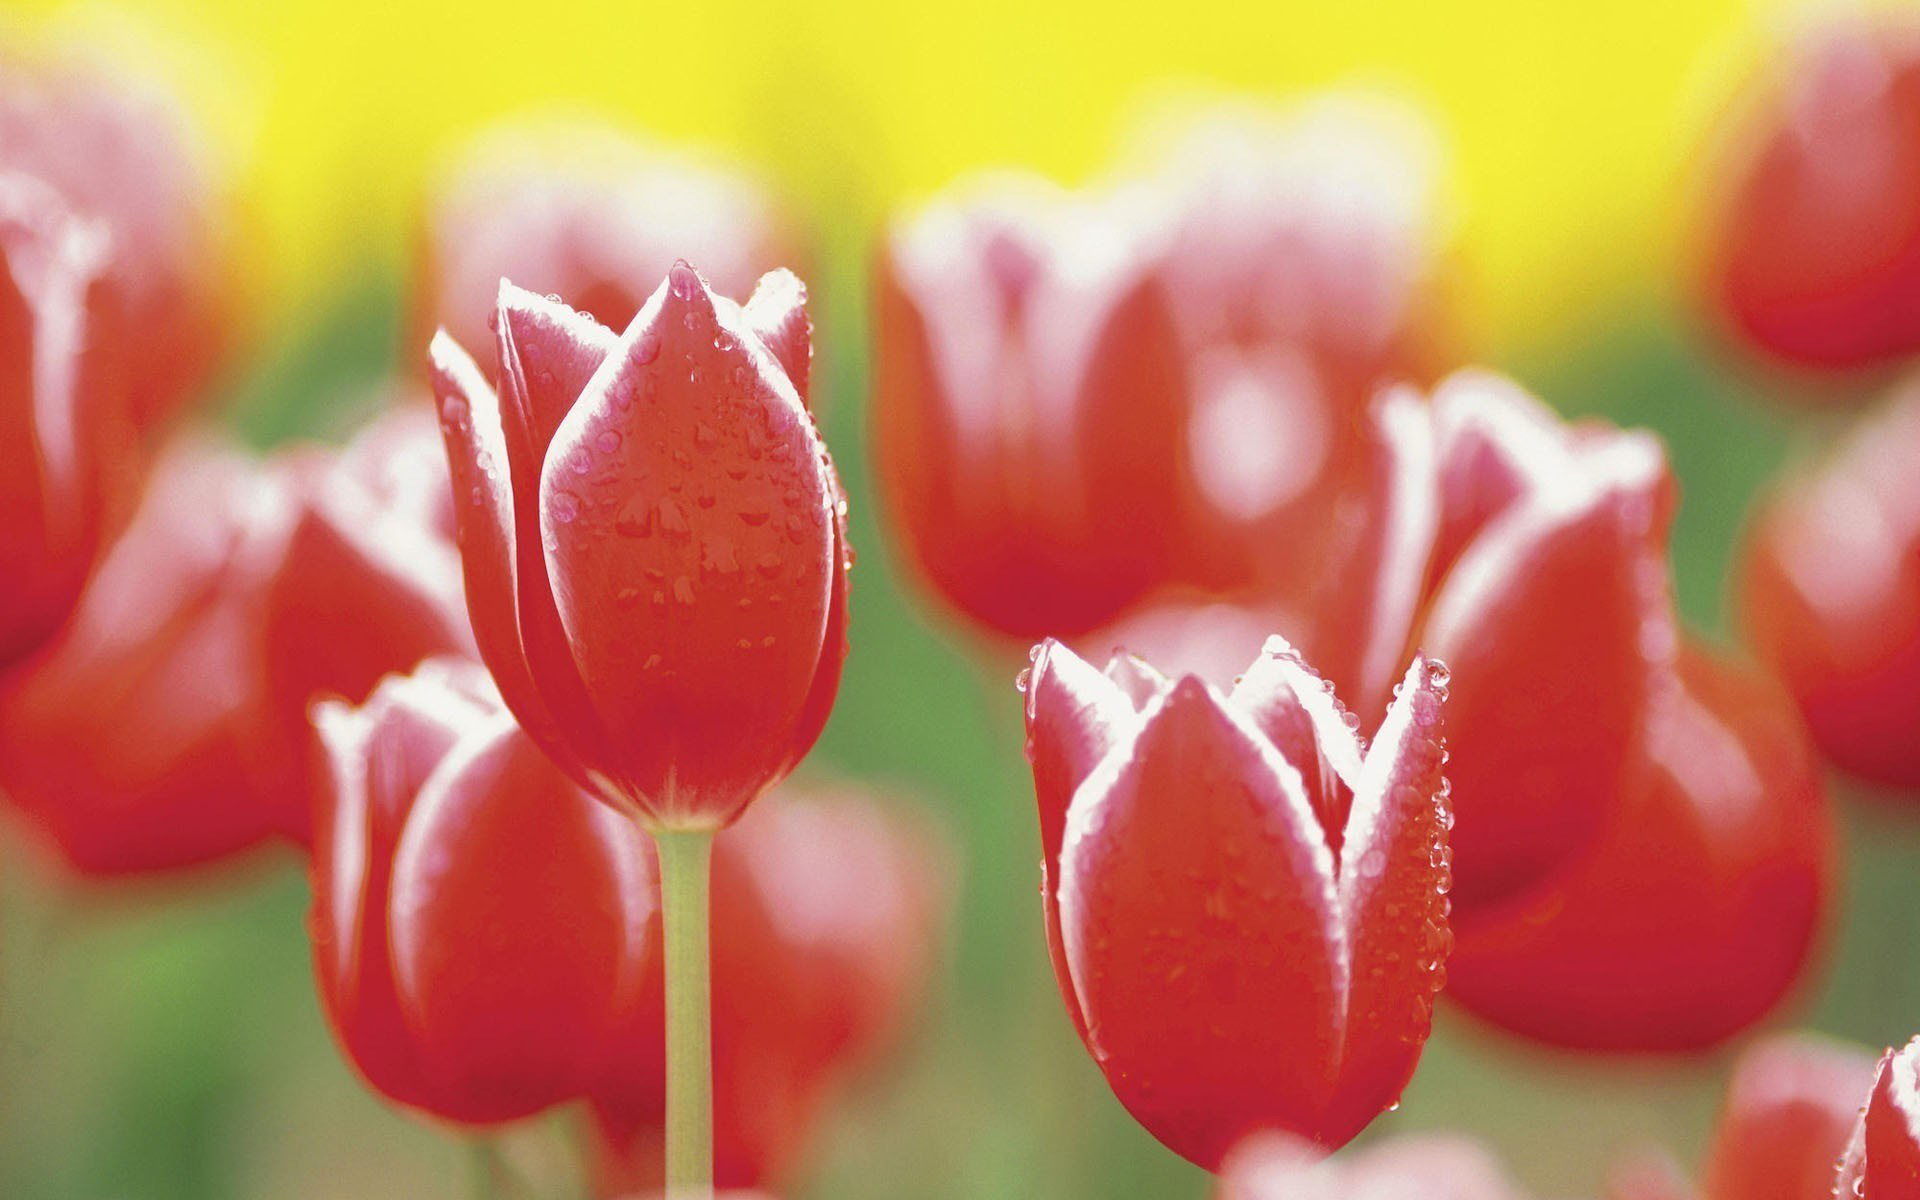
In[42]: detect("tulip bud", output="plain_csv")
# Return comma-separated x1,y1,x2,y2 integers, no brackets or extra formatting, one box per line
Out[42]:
431,264,846,829
1024,637,1451,1167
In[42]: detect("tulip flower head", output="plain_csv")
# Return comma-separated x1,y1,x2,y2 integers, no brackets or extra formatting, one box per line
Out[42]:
1023,636,1451,1169
1739,375,1920,790
430,262,846,829
1216,1131,1529,1200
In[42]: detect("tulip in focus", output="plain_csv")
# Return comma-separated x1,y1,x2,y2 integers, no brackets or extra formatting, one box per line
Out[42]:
1698,17,1920,374
0,409,472,873
431,263,845,831
419,119,795,377
1738,375,1920,790
1022,637,1451,1168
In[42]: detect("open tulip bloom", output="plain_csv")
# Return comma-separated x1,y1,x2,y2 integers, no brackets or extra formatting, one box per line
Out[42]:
430,262,847,1192
1023,635,1452,1169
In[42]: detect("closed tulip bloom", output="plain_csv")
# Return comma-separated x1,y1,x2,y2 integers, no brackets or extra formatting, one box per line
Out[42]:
431,264,845,829
420,119,794,377
311,659,653,1123
1444,643,1834,1051
1023,637,1452,1168
589,789,947,1193
1836,1038,1920,1199
1217,1132,1529,1200
0,48,234,425
1698,18,1920,373
1738,377,1920,789
0,170,121,669
0,411,472,872
874,180,1190,640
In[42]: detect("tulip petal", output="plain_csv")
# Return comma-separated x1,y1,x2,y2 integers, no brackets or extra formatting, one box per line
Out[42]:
743,268,812,406
494,281,620,462
1838,1038,1920,1200
1229,636,1363,852
540,263,834,825
1057,677,1344,1169
1023,638,1145,1040
1418,436,1671,909
1325,655,1451,1143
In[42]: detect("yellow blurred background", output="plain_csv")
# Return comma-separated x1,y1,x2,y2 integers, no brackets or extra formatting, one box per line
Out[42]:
2,0,1905,365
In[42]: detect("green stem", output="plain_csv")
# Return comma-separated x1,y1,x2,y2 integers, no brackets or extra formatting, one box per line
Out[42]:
655,828,715,1198
468,1140,502,1200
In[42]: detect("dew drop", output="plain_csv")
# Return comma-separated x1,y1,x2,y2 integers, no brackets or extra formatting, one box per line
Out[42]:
550,490,582,524
595,429,623,454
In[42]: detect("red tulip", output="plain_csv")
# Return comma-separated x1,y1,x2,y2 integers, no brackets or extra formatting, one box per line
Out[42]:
1023,637,1451,1169
1142,99,1460,599
311,658,652,1123
0,411,473,873
0,170,124,669
419,120,795,381
1738,375,1920,789
430,264,845,829
0,47,234,425
1216,1131,1528,1200
874,181,1190,640
1701,1033,1876,1200
1698,17,1920,373
1444,642,1834,1051
1607,1155,1701,1200
1836,1037,1920,1199
589,789,946,1194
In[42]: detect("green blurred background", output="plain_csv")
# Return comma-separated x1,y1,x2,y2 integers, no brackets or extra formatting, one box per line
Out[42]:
4,1,1920,1197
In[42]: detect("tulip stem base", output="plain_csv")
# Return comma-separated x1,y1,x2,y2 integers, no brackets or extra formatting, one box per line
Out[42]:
657,828,715,1198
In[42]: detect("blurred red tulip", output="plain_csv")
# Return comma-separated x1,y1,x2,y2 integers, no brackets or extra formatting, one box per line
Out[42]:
1022,638,1451,1168
1699,18,1920,373
419,119,795,378
1141,99,1460,599
1701,1033,1876,1200
430,265,845,829
312,659,652,1123
0,48,234,425
1836,1037,1920,1199
0,411,472,873
1215,1130,1529,1200
589,789,945,1194
873,180,1190,640
0,170,125,670
1738,376,1920,789
1444,643,1834,1051
1606,1153,1700,1200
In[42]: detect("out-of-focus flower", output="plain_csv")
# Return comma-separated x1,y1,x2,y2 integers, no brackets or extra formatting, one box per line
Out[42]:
1021,637,1451,1169
1738,376,1920,789
1611,1032,1889,1200
1443,643,1835,1051
0,170,123,670
0,48,234,425
1697,18,1920,375
311,659,651,1123
430,264,845,830
311,660,943,1184
1215,1131,1529,1200
418,118,796,376
1134,97,1460,600
873,180,1190,640
589,789,946,1194
1835,1037,1920,1198
0,410,472,874
873,102,1460,645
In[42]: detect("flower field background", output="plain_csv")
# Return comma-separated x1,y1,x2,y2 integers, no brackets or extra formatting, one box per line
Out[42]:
3,1,1920,1198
